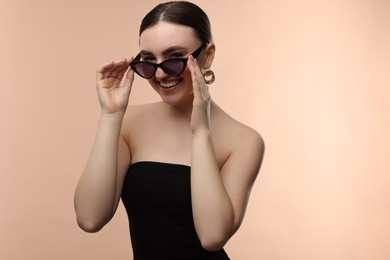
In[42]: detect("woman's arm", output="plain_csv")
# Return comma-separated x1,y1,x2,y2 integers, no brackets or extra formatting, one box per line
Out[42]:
74,115,130,232
191,127,264,251
74,59,133,232
188,56,265,251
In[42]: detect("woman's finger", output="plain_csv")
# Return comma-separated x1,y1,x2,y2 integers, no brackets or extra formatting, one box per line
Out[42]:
111,59,130,76
188,56,202,99
122,67,134,92
103,59,128,78
188,56,210,101
121,57,134,91
96,61,115,81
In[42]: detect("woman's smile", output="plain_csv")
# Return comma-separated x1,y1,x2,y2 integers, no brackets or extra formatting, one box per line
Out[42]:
159,78,182,89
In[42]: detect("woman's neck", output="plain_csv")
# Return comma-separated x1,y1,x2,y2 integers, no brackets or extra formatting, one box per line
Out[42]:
159,98,216,121
160,95,194,117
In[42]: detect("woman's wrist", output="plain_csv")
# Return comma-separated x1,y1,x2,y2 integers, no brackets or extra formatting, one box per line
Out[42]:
192,127,212,138
99,111,125,122
97,112,125,133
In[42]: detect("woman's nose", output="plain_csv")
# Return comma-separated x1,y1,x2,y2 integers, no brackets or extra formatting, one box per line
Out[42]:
154,66,168,79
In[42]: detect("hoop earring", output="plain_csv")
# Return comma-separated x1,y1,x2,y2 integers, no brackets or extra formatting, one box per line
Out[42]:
203,69,215,84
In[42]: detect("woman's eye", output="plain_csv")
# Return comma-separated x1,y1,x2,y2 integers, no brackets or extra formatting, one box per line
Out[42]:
142,56,156,62
170,53,184,58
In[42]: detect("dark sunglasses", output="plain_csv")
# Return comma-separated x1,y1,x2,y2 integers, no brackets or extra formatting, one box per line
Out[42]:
130,43,207,79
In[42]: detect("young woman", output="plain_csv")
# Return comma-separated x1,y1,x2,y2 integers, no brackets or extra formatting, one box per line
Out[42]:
74,1,265,259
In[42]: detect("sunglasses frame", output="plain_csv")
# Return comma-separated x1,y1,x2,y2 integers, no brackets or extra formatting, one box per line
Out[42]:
130,43,208,79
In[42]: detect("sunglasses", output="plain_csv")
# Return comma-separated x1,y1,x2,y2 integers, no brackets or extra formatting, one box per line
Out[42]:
130,43,207,79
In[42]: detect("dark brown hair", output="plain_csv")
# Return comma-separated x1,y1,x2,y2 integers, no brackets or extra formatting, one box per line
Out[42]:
140,1,212,43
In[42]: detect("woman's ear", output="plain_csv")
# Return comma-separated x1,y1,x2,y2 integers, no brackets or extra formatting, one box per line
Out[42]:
203,42,216,69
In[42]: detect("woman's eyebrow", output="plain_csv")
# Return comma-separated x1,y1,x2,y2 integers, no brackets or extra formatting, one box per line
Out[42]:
162,46,187,55
139,50,154,56
140,46,187,56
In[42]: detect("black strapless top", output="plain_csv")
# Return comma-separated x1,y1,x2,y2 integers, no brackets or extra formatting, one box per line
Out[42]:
121,161,230,260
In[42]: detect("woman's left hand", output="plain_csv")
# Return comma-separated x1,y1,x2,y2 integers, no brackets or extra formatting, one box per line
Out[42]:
188,55,212,135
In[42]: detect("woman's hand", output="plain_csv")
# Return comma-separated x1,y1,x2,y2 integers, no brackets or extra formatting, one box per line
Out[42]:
188,55,212,135
96,58,134,115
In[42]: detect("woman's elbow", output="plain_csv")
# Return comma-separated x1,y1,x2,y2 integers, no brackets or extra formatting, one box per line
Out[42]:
199,235,230,251
199,224,238,251
76,216,106,233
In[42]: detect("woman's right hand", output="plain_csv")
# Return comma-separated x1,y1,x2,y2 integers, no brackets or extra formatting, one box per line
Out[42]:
96,58,134,115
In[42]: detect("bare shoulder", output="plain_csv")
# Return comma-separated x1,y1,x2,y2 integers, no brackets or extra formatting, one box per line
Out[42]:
122,102,160,126
123,102,159,120
211,104,265,175
238,123,264,153
229,120,264,166
214,106,265,153
120,102,161,141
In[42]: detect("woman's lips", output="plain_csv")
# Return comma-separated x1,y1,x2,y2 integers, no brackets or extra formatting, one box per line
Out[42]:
159,79,182,90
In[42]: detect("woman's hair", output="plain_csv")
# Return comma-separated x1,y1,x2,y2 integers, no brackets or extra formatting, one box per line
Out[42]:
140,1,212,43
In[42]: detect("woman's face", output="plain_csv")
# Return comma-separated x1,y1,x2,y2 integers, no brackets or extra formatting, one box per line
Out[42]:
139,21,205,107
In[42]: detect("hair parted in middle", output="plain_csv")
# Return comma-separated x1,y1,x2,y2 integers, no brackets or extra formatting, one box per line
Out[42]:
139,1,213,43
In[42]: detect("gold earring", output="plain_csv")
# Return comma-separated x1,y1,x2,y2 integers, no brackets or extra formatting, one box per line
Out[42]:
203,69,215,84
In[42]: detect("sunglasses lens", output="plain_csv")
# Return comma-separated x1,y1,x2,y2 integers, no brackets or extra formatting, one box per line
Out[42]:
131,58,187,78
162,59,186,76
133,63,156,79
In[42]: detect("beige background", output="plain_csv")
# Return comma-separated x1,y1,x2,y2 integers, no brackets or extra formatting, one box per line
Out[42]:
1,0,390,259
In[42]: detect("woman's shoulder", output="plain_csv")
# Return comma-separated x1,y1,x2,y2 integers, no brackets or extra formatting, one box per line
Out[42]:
215,104,262,137
211,105,264,171
228,118,264,150
123,102,161,120
213,104,265,152
120,102,162,135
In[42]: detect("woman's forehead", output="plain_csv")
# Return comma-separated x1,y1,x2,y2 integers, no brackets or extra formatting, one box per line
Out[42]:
139,22,199,51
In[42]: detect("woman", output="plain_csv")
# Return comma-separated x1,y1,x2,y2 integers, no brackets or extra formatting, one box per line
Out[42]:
74,1,265,259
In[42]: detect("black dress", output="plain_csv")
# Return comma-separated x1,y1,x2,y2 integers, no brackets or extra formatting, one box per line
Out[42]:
121,161,230,260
